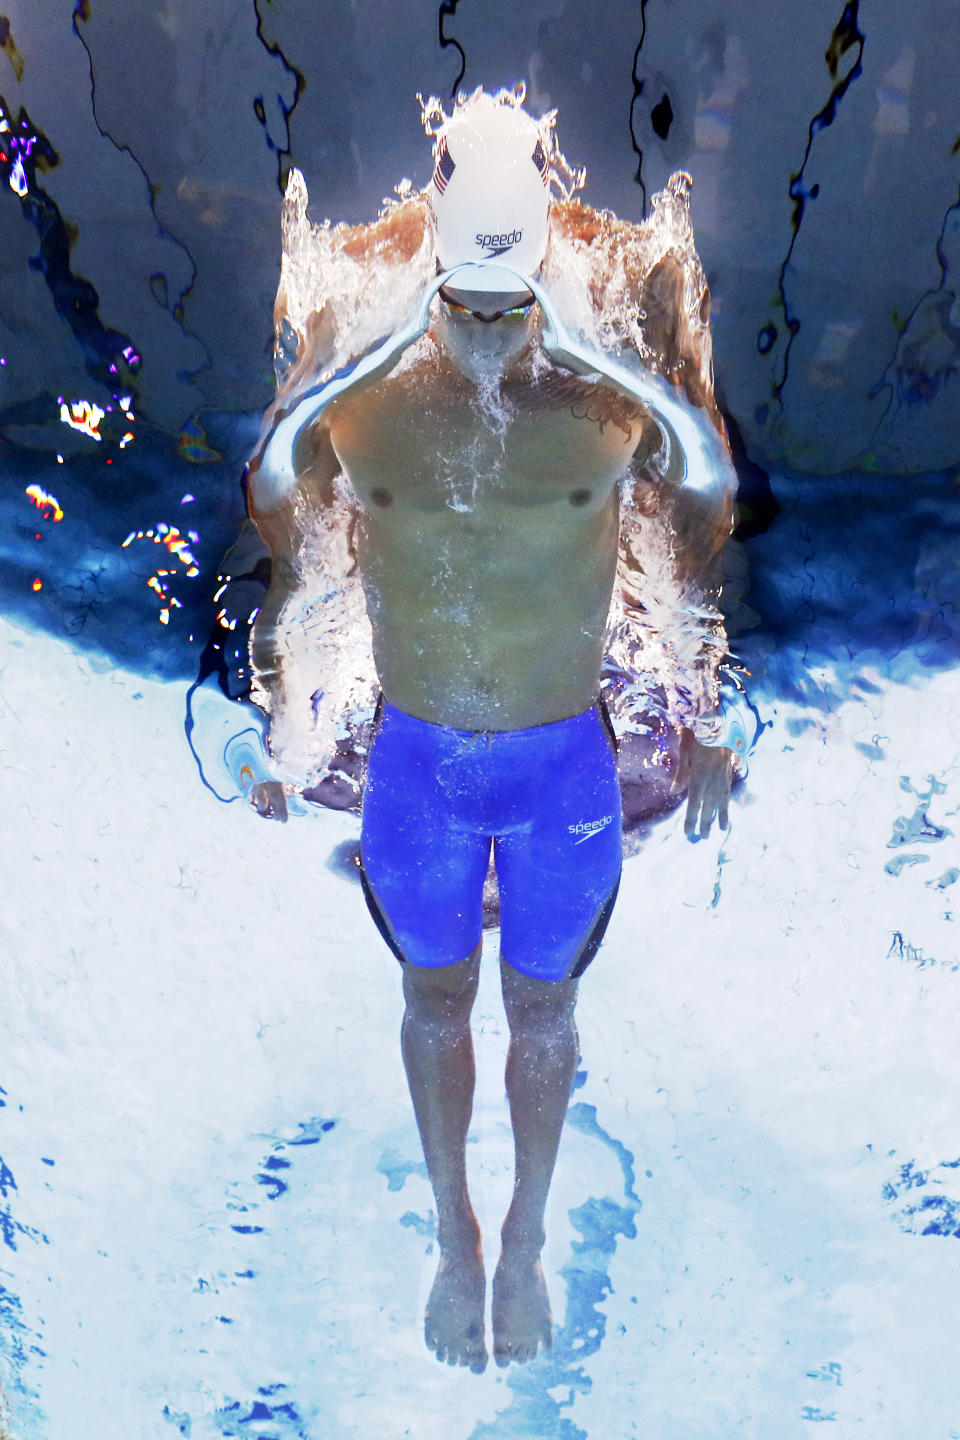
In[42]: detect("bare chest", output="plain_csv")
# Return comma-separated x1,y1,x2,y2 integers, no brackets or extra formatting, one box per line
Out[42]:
328,357,644,516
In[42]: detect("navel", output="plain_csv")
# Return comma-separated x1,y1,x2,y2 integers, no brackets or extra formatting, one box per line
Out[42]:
569,488,592,507
370,487,393,508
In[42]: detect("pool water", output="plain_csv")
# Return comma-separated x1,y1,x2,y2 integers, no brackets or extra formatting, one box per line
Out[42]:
2,3,960,1437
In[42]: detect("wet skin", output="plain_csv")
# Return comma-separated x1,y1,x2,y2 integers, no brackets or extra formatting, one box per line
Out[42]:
248,300,726,1368
329,310,643,1367
301,307,651,731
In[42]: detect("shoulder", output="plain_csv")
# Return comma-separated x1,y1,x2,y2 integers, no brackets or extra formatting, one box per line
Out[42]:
337,193,432,264
546,179,721,417
549,197,613,247
328,337,452,426
548,196,650,275
507,362,644,440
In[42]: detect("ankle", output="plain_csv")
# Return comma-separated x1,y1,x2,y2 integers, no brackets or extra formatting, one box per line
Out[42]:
499,1218,545,1261
437,1210,482,1257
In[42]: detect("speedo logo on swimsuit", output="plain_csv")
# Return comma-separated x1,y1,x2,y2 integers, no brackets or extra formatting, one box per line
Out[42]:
568,815,615,843
476,228,522,257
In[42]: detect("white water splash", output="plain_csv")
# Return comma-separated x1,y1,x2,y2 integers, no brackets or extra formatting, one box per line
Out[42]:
256,105,732,784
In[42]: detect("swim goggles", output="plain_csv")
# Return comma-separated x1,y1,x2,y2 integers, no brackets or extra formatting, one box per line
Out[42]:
438,286,536,324
251,260,737,511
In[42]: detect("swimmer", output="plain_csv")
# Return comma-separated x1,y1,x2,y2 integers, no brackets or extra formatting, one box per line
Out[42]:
246,88,740,1371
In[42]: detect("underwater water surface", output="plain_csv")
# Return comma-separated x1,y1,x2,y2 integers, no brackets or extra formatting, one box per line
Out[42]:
3,2,960,1438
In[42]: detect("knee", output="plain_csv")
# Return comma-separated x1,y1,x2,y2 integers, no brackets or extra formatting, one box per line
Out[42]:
402,948,481,1025
500,964,579,1037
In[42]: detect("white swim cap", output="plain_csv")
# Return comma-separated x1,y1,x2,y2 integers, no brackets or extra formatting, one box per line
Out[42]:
428,91,551,294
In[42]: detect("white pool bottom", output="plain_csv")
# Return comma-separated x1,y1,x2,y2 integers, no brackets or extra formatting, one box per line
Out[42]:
1,612,958,1440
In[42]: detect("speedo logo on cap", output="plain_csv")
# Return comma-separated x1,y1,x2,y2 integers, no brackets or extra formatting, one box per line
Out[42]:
476,227,522,257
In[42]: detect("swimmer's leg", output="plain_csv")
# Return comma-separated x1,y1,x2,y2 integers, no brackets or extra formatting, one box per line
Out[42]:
401,948,488,1373
360,702,492,1368
492,963,580,1366
489,705,621,1365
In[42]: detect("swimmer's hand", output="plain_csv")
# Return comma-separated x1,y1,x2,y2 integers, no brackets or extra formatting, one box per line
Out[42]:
250,780,289,823
675,729,732,840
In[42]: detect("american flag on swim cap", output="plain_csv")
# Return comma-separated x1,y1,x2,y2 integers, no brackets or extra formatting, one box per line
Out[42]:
532,138,549,187
433,137,456,195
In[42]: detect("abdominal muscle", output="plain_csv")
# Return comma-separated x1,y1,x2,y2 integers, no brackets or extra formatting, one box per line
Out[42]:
356,492,621,731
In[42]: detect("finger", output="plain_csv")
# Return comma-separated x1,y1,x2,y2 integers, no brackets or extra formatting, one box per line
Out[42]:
685,787,705,839
684,792,699,837
698,785,719,839
673,729,694,791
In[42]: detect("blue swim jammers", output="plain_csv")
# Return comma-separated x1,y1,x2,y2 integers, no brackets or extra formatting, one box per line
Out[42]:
359,699,622,982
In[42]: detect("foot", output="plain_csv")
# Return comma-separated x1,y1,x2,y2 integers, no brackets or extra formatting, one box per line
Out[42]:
491,1248,553,1366
424,1236,488,1373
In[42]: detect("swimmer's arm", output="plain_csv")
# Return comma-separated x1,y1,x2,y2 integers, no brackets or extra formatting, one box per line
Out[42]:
631,419,736,590
621,439,732,707
252,197,434,516
552,201,740,835
247,414,339,559
654,506,736,842
623,419,738,841
247,420,342,765
551,201,718,414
